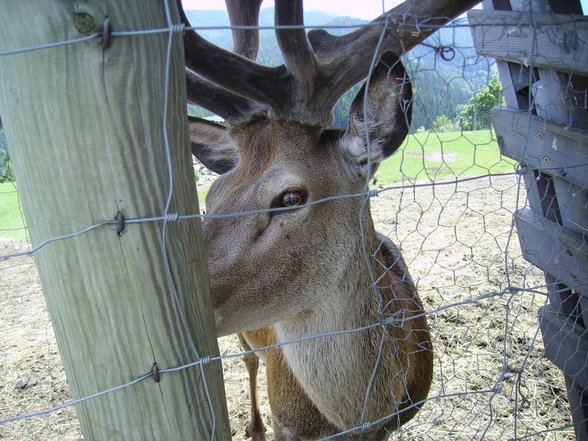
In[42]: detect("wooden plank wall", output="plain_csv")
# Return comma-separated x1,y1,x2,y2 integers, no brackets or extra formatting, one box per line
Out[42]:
471,0,588,439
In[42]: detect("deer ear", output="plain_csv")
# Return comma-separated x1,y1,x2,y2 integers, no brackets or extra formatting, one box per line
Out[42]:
341,51,412,179
188,116,239,174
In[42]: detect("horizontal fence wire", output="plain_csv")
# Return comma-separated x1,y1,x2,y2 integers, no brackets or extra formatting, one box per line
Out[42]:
1,3,586,441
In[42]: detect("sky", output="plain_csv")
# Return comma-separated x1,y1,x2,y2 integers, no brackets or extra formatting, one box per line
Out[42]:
181,0,586,19
181,0,405,20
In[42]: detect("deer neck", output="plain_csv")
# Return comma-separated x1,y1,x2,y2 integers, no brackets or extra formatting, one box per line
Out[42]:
275,256,379,339
272,229,395,429
275,211,382,339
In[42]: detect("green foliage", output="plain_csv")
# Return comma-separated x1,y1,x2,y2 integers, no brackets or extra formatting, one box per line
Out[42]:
0,127,14,183
331,85,361,128
0,149,14,183
458,77,503,131
408,68,472,131
431,114,455,133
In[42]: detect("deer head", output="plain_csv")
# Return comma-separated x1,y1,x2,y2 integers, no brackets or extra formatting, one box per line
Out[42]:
196,55,412,336
181,0,478,336
183,10,415,337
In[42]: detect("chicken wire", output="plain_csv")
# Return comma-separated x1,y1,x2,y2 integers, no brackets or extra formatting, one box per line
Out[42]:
1,2,586,441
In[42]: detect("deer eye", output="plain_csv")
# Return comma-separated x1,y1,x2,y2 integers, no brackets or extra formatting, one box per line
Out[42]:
279,189,307,208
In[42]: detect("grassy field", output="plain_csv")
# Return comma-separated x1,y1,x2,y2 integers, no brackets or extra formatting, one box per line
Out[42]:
0,130,516,241
0,181,27,241
377,129,516,185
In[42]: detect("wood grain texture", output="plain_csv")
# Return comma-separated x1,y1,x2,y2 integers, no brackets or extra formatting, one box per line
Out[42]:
493,107,588,188
0,1,230,439
469,9,588,76
514,208,588,297
540,306,588,389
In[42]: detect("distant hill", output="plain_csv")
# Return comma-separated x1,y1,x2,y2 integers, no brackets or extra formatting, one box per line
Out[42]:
184,8,366,66
184,8,495,130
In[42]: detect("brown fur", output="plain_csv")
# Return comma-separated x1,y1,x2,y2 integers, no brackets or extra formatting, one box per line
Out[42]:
240,232,433,440
191,53,433,440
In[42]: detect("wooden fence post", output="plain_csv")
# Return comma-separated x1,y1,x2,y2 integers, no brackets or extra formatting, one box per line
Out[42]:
0,1,231,439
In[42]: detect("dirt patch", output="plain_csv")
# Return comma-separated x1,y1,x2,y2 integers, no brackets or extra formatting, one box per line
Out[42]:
0,175,575,440
404,151,459,162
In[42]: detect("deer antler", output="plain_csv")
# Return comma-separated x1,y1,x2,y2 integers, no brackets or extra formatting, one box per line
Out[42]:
226,0,263,61
177,0,277,123
178,0,481,126
275,0,320,90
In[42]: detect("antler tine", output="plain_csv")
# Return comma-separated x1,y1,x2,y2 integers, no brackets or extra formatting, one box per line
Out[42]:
307,0,483,108
177,0,286,122
226,0,263,61
185,71,263,124
275,0,320,89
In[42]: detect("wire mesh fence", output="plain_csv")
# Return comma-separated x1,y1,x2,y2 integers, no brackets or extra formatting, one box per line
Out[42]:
0,1,586,440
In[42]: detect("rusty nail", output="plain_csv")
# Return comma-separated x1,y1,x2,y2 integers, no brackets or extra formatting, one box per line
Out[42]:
102,17,112,49
114,210,126,236
152,362,161,382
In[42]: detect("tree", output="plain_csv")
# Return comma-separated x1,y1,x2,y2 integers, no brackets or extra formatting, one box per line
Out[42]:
458,76,503,131
0,129,13,182
432,114,454,132
0,149,14,182
331,85,361,128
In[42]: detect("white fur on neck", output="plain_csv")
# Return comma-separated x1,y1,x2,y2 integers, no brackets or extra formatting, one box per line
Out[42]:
274,276,404,432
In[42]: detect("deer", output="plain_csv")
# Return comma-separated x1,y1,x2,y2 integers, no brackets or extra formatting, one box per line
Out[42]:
177,0,479,439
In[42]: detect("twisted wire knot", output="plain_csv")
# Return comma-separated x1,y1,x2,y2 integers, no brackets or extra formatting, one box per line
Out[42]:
164,213,179,222
170,23,185,34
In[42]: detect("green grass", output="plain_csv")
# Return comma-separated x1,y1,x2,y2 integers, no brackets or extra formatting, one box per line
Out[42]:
0,181,27,240
0,130,517,240
196,183,211,203
377,129,517,185
0,178,210,242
